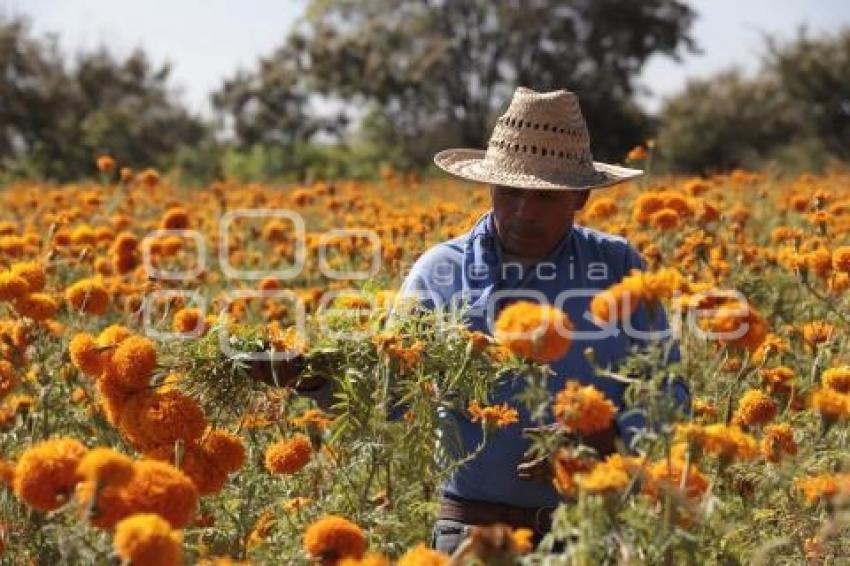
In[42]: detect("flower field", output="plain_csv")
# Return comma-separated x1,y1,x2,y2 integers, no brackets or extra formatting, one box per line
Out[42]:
2,163,850,564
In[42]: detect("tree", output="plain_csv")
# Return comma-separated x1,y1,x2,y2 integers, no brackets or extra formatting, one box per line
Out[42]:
212,47,348,149
764,28,850,162
0,17,73,170
656,71,799,172
216,0,697,168
0,16,207,181
657,28,850,173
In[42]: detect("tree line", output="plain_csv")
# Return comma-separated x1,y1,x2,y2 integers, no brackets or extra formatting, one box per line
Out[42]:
1,1,847,184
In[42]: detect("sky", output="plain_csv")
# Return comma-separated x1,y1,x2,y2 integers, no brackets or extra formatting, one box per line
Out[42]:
2,0,850,116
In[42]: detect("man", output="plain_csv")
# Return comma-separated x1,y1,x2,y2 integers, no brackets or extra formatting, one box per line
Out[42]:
394,87,689,554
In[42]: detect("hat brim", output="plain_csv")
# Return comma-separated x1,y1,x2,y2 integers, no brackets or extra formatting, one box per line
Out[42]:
433,148,643,191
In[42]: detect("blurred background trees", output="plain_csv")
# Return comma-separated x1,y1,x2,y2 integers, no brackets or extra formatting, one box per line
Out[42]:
218,0,696,169
1,2,848,184
657,28,850,173
0,16,206,181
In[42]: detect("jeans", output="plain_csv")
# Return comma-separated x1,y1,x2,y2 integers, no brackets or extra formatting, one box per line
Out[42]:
430,518,471,555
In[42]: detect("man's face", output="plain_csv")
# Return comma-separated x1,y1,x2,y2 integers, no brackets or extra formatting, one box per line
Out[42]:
490,185,589,260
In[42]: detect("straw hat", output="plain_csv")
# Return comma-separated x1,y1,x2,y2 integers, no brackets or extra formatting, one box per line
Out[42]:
434,87,643,191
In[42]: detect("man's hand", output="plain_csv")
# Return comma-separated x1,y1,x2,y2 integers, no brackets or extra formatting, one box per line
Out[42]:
516,423,619,485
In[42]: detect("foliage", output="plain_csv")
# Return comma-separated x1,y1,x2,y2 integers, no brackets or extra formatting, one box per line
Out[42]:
0,15,206,182
656,28,850,174
215,0,697,167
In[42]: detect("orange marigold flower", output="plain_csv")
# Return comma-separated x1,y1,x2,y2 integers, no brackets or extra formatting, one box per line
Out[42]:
172,307,206,335
0,360,19,398
830,272,850,294
684,178,709,196
77,447,135,487
809,388,850,422
107,335,158,392
463,329,493,354
113,513,183,566
771,226,803,245
258,276,281,291
802,321,836,348
247,510,276,547
621,267,685,303
335,293,372,310
732,389,777,427
14,292,59,321
119,460,198,528
759,366,795,395
200,429,247,474
554,380,616,436
805,248,833,278
97,324,133,348
291,409,334,432
676,423,757,460
552,447,595,498
111,232,139,256
511,528,534,555
119,166,134,183
692,398,718,421
65,277,110,316
644,458,709,501
584,197,619,220
303,515,367,563
577,454,641,495
161,207,190,230
797,473,850,504
96,155,116,173
701,424,758,460
701,301,768,352
752,333,791,364
761,423,797,463
632,193,665,224
661,194,692,218
117,390,207,452
493,301,572,363
265,435,312,475
145,441,229,497
833,246,850,273
266,321,308,355
112,252,139,275
467,400,519,431
68,332,103,377
822,366,850,393
589,282,639,326
649,208,680,231
0,272,29,302
13,437,87,511
138,168,160,188
7,393,34,413
71,386,88,404
9,261,46,293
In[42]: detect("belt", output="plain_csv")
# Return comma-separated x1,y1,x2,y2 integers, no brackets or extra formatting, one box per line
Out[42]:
438,495,555,534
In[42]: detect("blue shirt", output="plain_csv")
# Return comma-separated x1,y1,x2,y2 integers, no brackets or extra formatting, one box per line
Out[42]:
395,211,688,508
